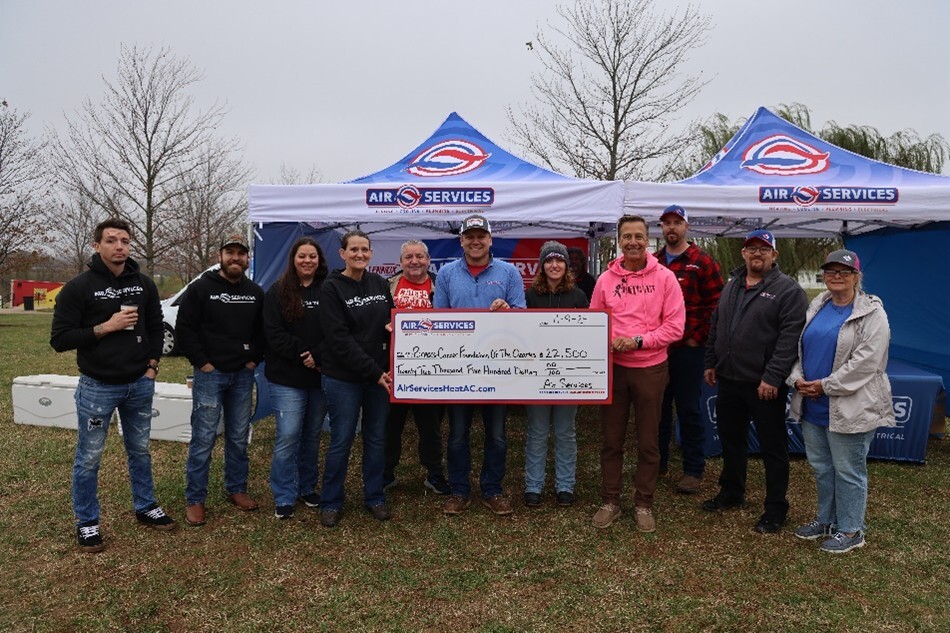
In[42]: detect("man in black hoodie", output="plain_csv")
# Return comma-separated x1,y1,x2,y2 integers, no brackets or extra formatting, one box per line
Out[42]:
51,218,176,553
176,234,265,526
702,230,807,534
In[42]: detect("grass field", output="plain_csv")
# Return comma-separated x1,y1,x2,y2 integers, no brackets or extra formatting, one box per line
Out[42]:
0,311,947,632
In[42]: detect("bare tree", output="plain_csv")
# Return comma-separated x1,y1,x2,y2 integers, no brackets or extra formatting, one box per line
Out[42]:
274,162,324,185
47,192,107,275
507,0,711,181
50,44,228,275
0,102,49,280
162,139,252,282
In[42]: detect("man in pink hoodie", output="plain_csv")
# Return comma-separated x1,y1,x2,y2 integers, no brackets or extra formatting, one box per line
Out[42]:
590,215,685,532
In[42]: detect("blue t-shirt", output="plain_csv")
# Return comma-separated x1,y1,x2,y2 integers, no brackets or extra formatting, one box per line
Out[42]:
801,301,853,426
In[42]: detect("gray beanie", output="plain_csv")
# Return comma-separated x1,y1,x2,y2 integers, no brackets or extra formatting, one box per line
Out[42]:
539,241,569,267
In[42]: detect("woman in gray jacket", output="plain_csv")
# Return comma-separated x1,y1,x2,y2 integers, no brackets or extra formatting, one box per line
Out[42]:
787,249,895,554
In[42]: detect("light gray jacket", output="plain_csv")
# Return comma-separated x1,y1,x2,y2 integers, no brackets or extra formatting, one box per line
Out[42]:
787,291,896,433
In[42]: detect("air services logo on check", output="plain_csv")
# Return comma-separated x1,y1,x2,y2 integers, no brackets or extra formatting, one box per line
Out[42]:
400,319,476,334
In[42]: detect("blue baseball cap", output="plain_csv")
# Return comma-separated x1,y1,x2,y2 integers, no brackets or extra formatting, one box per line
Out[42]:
744,229,776,250
660,204,688,222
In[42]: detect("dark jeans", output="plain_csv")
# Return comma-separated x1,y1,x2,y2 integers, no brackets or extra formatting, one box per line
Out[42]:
659,346,707,477
385,403,445,481
715,376,790,520
446,404,507,498
319,375,389,511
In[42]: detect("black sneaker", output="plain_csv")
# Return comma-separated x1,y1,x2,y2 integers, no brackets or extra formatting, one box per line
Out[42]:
523,492,542,507
424,476,451,495
136,504,177,531
556,491,575,507
754,514,789,534
701,496,745,513
76,521,105,553
298,493,320,508
274,505,295,520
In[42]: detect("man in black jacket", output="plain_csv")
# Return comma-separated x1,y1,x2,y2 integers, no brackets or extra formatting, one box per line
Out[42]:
177,234,265,526
702,230,807,534
51,218,176,553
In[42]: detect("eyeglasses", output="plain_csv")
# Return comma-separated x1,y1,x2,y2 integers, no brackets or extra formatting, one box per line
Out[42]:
743,246,773,254
824,269,856,278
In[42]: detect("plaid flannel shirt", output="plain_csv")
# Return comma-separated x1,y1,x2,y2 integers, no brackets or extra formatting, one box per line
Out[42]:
655,243,724,347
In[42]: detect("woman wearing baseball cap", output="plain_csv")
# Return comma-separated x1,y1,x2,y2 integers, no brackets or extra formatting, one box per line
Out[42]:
787,249,896,553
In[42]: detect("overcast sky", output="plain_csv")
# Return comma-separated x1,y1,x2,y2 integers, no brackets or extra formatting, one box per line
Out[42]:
3,0,948,182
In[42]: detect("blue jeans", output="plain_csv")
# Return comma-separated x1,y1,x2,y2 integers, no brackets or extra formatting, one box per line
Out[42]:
319,375,389,511
524,404,577,494
658,346,706,476
269,382,327,507
185,367,254,505
446,404,507,498
801,420,876,533
72,374,157,525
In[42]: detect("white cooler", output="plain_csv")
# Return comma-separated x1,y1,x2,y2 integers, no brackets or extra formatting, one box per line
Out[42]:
12,375,198,443
12,374,80,430
148,381,195,443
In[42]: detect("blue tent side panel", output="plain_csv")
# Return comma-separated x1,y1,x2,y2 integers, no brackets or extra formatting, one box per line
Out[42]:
346,112,570,184
252,222,345,290
846,222,950,387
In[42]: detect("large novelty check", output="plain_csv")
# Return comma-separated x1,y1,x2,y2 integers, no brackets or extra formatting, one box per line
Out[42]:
390,310,611,403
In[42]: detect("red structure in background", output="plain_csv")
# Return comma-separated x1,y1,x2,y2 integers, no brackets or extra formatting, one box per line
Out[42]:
10,280,63,307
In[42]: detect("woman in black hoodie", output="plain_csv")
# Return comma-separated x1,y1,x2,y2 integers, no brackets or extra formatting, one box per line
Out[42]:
263,237,328,520
318,230,395,527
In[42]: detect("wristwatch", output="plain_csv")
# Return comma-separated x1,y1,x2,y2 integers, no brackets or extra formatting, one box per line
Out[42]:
147,361,160,373
634,336,643,350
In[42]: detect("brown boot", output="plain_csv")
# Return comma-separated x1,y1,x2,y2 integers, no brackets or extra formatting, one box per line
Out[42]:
676,474,703,495
185,503,206,527
226,492,259,511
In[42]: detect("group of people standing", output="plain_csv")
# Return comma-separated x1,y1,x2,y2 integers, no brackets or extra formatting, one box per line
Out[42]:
52,210,895,556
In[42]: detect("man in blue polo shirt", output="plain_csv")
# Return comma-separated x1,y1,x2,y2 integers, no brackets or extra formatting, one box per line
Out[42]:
434,214,526,517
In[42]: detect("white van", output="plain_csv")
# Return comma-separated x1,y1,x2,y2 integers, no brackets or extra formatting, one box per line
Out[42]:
161,265,220,355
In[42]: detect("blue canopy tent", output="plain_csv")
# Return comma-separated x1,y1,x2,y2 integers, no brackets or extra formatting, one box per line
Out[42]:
625,107,950,237
249,112,624,289
627,105,950,407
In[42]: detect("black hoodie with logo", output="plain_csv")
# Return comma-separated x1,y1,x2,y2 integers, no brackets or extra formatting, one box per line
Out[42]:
176,269,265,372
262,280,324,389
50,255,163,384
318,270,394,383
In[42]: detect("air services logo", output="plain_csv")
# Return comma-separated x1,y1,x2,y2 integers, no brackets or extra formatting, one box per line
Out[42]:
401,319,475,333
366,185,494,209
741,135,830,175
759,186,899,207
406,140,491,177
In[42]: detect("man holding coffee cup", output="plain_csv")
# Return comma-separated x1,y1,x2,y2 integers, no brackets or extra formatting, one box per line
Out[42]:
51,218,176,553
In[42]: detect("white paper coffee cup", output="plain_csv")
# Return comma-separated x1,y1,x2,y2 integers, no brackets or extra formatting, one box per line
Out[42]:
120,302,138,330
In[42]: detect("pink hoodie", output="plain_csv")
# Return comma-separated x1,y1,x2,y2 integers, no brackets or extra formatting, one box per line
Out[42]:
590,253,685,368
